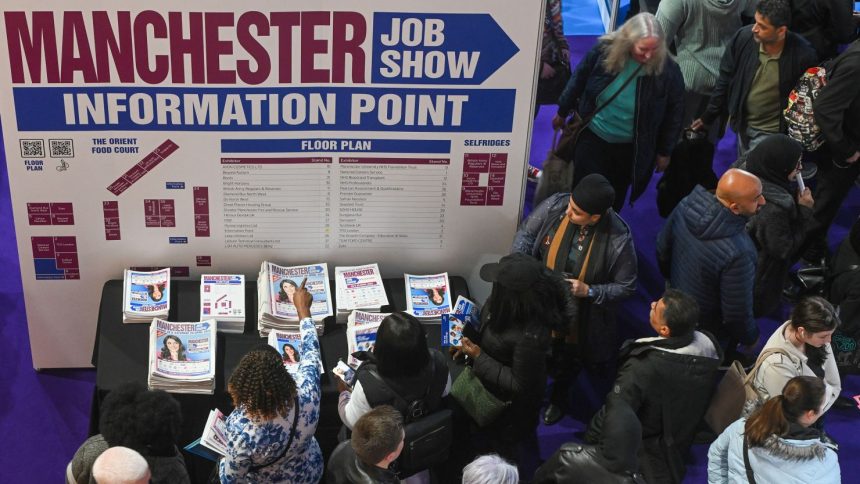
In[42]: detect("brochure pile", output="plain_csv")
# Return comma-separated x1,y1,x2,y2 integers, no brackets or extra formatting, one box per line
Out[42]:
199,274,245,333
122,268,170,323
257,261,331,336
404,272,452,321
334,263,388,323
148,318,217,394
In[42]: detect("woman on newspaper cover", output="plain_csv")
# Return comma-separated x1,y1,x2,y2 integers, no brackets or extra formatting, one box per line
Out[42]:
278,279,297,303
220,280,323,484
159,335,186,361
148,283,165,302
283,343,301,364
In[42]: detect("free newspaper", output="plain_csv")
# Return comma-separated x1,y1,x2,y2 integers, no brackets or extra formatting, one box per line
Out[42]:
148,318,216,394
404,273,451,319
200,274,245,333
123,268,170,323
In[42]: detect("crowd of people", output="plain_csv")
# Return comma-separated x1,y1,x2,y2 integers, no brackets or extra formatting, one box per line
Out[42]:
68,0,860,483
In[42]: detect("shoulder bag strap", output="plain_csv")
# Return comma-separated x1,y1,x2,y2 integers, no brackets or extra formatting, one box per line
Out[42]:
743,347,798,386
579,63,644,129
743,436,757,484
248,396,301,472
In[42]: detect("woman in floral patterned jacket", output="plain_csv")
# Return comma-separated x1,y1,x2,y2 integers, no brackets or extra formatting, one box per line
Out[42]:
219,282,323,483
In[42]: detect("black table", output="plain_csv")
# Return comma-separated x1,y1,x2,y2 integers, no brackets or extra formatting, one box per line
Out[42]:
90,277,470,481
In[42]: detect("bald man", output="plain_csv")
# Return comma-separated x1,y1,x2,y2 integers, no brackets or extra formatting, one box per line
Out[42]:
92,447,150,484
657,169,764,358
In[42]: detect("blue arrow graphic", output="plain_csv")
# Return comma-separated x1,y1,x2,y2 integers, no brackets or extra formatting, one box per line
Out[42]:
371,12,519,85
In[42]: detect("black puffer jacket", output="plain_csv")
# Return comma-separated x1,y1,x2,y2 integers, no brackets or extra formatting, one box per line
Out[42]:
656,185,759,344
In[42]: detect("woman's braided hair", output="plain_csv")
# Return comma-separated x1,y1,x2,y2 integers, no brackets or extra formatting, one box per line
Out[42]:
228,344,297,420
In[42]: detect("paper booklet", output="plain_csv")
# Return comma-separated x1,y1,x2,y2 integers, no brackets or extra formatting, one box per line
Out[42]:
441,296,481,347
184,408,228,461
148,318,217,394
404,272,451,319
267,330,323,379
200,274,245,333
123,268,170,323
257,261,331,336
334,263,388,310
346,310,390,367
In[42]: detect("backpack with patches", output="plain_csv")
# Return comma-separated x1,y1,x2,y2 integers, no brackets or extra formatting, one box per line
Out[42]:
783,66,828,151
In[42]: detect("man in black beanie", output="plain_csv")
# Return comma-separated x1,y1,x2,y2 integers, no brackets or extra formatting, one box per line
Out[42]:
512,173,638,425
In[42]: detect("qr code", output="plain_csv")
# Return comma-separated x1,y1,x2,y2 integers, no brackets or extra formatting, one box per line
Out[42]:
19,139,44,158
49,139,74,158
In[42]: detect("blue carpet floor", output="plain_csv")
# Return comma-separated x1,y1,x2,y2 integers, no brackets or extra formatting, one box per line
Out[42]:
1,34,858,484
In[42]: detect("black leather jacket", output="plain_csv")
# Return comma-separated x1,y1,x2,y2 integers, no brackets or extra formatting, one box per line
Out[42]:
533,443,647,484
325,440,400,484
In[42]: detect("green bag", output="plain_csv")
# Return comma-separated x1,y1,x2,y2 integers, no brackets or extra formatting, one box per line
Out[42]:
450,366,509,427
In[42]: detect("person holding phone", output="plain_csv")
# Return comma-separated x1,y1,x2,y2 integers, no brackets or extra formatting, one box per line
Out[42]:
732,134,814,317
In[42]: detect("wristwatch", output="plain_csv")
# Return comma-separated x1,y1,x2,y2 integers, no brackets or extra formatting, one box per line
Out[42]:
587,287,595,299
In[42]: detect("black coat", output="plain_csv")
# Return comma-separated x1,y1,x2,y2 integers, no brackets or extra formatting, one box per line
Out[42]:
701,26,818,134
831,235,860,337
813,40,860,162
790,0,858,61
732,159,813,317
587,332,723,484
557,43,685,203
471,318,551,434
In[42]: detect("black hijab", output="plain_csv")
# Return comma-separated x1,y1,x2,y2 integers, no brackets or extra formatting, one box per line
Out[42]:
744,134,802,194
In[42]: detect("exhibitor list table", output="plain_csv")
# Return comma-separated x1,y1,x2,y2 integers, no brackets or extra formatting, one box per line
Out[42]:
338,157,448,249
221,157,333,249
221,156,449,249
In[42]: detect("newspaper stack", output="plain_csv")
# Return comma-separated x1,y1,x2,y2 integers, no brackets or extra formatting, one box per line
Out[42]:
267,330,324,379
257,261,331,336
404,272,452,322
148,318,217,394
200,274,245,333
334,263,389,323
346,310,390,367
122,268,170,323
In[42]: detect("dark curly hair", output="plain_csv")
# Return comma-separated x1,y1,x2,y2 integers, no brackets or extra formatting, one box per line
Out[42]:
755,0,791,28
99,381,182,457
483,267,572,333
228,344,297,420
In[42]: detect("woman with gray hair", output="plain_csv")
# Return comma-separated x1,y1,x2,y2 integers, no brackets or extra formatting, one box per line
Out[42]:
462,454,519,484
553,13,685,211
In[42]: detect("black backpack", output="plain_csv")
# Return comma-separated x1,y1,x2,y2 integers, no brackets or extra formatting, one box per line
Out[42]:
360,353,452,477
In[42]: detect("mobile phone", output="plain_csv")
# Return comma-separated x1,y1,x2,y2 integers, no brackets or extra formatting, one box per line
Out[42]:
796,172,806,192
332,360,356,388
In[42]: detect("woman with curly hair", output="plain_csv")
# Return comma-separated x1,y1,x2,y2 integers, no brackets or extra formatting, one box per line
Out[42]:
220,280,323,483
708,376,840,483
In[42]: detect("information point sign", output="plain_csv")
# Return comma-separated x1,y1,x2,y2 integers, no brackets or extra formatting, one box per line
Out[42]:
0,1,544,368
